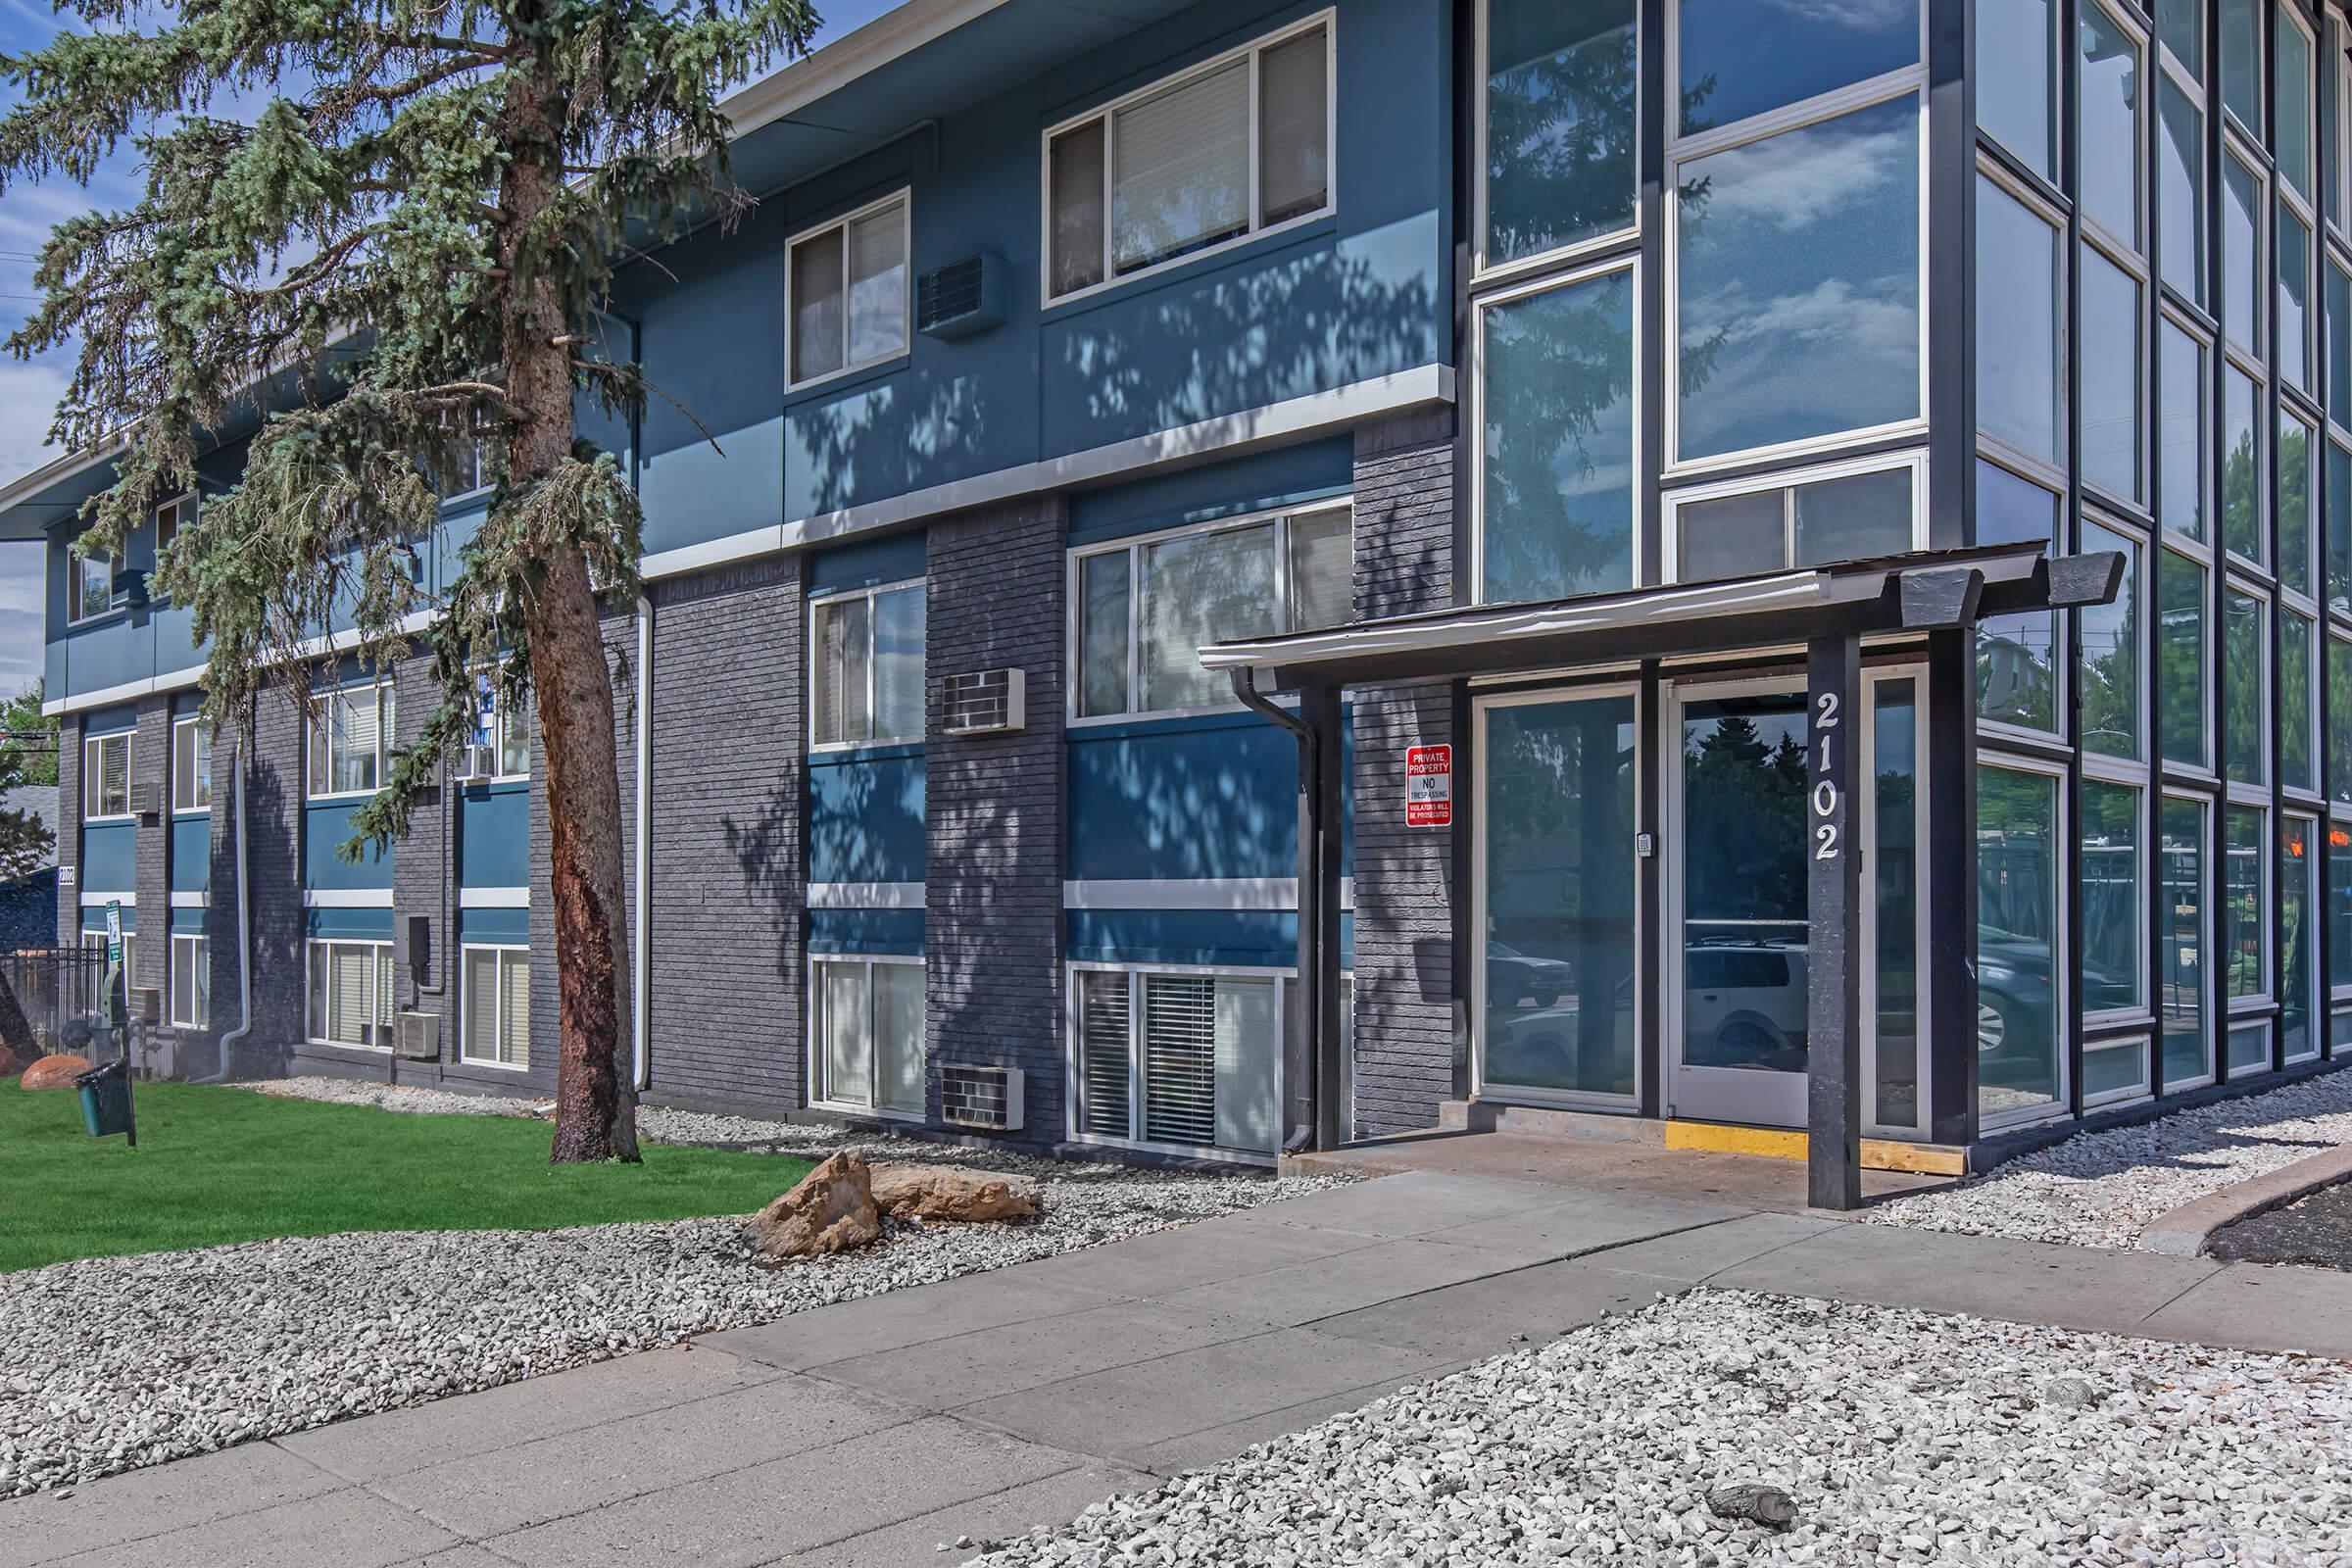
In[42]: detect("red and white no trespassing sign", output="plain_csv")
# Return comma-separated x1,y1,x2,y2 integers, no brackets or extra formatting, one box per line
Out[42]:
1405,745,1452,827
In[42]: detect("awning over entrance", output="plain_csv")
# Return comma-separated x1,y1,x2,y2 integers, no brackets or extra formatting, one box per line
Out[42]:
1209,542,2123,1210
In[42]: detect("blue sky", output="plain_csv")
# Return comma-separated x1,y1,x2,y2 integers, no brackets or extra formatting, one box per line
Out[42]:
0,0,903,698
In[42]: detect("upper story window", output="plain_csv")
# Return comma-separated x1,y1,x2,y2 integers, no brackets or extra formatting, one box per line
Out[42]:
1044,15,1332,304
154,494,194,556
172,715,211,813
1676,0,1919,137
1074,504,1350,719
1665,453,1921,585
470,671,529,780
83,731,131,820
69,549,113,623
308,683,394,800
1979,0,2059,178
811,579,925,749
788,192,910,389
1479,0,1636,273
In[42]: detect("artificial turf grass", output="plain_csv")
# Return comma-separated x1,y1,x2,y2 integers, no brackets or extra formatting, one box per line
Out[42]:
0,1078,812,1273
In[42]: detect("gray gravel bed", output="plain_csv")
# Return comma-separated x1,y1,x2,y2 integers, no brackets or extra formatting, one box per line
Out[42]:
0,1082,1343,1499
1862,1066,2352,1250
970,1290,2352,1567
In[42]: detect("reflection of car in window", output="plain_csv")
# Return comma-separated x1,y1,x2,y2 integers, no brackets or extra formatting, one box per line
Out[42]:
1488,974,1635,1094
1485,940,1575,1007
1683,941,1807,1072
1976,925,2127,1063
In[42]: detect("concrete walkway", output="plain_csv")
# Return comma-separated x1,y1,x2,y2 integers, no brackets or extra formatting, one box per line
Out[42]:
11,1170,2352,1568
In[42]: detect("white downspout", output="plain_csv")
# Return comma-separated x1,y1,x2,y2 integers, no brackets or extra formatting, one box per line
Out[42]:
633,594,652,1090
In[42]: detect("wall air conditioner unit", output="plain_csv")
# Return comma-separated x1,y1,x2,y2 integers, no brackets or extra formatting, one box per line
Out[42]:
942,668,1025,736
394,1012,441,1060
914,253,1006,340
940,1063,1024,1133
128,782,163,821
126,986,161,1026
454,743,497,784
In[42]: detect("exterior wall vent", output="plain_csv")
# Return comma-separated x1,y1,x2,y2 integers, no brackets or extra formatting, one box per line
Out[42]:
941,1063,1024,1132
943,668,1026,735
394,1012,441,1060
127,782,163,820
454,743,497,784
915,253,1006,340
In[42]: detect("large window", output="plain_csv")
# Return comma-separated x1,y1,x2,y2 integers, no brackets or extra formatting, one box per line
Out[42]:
308,684,393,799
171,715,211,813
1071,965,1280,1157
305,939,395,1048
462,946,530,1069
811,579,925,749
2082,518,2143,759
1045,17,1331,302
2219,0,2261,133
2082,779,2146,1018
1676,0,1918,135
1074,505,1350,718
2159,548,2210,769
2080,0,2144,250
1478,265,1636,602
1978,461,2061,733
469,670,530,780
1978,0,2057,175
170,933,209,1030
2223,584,2268,784
1480,0,1635,269
2081,247,2144,501
810,955,925,1116
1978,760,2064,1123
2284,607,2319,794
1978,172,2066,466
2222,367,2263,564
2281,411,2317,595
2159,319,2209,540
2159,73,2207,306
2161,794,2212,1086
2222,150,2265,358
82,731,131,820
69,549,112,623
2225,803,2269,1002
787,193,908,388
2282,815,2319,1062
1674,92,1922,463
1668,457,1917,583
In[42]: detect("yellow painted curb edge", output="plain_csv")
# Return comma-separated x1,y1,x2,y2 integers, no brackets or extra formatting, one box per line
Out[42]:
1664,1121,1967,1178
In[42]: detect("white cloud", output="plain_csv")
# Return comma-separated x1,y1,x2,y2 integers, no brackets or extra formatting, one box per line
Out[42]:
1690,117,1915,234
0,356,70,484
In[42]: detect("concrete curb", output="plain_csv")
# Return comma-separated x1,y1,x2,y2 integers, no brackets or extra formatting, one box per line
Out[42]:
2139,1144,2352,1256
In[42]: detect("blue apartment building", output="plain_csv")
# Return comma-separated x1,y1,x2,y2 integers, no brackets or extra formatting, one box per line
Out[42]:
4,0,2347,1177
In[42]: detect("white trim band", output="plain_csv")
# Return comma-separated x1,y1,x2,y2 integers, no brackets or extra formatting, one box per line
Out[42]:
79,890,135,907
302,888,396,908
459,886,531,909
1062,877,1355,911
168,890,208,908
806,881,925,909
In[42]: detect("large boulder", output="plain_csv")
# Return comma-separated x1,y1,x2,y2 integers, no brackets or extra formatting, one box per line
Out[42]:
746,1152,881,1259
18,1054,92,1092
870,1163,1044,1224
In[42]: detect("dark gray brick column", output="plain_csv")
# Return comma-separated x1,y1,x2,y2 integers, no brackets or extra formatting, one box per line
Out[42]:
1348,407,1460,1139
132,702,170,1005
389,655,474,1088
201,721,252,1073
54,714,79,951
247,684,311,1069
925,496,1066,1147
642,559,805,1114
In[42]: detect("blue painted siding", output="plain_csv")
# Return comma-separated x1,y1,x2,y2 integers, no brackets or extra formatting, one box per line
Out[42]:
808,747,926,884
303,801,394,889
307,907,393,939
1067,437,1352,547
808,906,925,954
171,815,210,893
459,907,530,943
170,906,207,936
1065,709,1354,882
458,783,530,888
79,904,134,933
1066,909,1352,966
80,822,135,892
809,531,927,595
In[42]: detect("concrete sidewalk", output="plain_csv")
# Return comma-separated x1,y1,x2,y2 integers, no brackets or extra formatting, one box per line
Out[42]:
10,1170,2352,1568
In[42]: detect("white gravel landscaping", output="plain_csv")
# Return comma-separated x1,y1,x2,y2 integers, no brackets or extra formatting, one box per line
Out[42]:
971,1291,2352,1568
1862,1065,2352,1250
0,1079,1344,1499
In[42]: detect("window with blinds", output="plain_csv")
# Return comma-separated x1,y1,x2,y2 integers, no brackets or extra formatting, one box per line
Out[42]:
788,193,909,386
1070,967,1279,1155
463,947,530,1067
171,934,209,1029
172,716,211,812
83,732,131,818
810,956,926,1114
1046,18,1333,301
309,685,392,799
307,940,393,1046
811,581,925,748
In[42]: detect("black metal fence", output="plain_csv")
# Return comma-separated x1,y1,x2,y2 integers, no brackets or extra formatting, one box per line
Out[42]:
0,945,111,1062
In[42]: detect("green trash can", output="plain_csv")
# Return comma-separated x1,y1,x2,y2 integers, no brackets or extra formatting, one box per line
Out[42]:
75,1057,134,1141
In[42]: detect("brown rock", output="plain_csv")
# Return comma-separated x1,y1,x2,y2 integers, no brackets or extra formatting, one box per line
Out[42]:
19,1054,93,1092
869,1163,1044,1224
746,1152,881,1259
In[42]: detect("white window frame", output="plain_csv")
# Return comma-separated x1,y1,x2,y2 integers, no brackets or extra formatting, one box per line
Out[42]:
68,547,114,624
172,714,211,813
784,189,913,392
81,929,133,1012
1039,11,1338,309
2081,1033,2155,1109
1976,158,2073,483
2276,0,2320,208
2223,574,2272,789
470,669,531,782
1062,959,1287,1165
806,952,927,1118
2281,601,2324,798
169,931,209,1030
2080,0,2151,260
2282,810,2324,1063
2080,770,2154,1030
2223,795,2274,1011
1663,55,1931,477
1065,500,1353,724
1976,748,2072,1135
1471,0,1640,285
1468,256,1642,604
2158,40,2210,308
2227,1016,2277,1077
2220,139,2270,371
2160,788,2218,1092
82,731,133,821
2082,506,2152,1041
153,492,195,557
808,575,927,752
306,681,395,802
459,943,530,1070
1659,448,1928,588
304,937,395,1050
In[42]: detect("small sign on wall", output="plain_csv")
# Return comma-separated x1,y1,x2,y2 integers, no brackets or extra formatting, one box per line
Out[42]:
1405,744,1451,828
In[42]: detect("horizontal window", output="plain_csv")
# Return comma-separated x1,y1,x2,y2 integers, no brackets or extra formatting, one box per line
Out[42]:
1075,505,1350,719
810,955,924,1115
1667,456,1918,584
1678,0,1918,138
1482,0,1637,268
308,684,394,800
812,580,925,748
1072,966,1279,1156
170,933,209,1030
1046,17,1331,303
789,193,909,387
172,715,211,813
83,731,131,820
306,939,394,1048
462,946,530,1069
70,550,113,623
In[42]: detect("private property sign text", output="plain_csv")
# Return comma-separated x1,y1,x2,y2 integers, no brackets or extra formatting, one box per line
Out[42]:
1406,745,1451,827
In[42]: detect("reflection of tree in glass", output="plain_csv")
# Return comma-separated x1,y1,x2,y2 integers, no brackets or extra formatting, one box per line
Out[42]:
2080,567,2141,754
2222,414,2260,559
1683,714,1806,921
2222,592,2264,780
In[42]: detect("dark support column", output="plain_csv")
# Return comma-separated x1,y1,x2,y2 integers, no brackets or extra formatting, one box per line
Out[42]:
1925,627,1980,1147
1806,633,1864,1211
1296,683,1347,1152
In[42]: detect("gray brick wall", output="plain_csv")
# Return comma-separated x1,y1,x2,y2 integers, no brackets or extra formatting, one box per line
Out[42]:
54,714,78,951
198,721,261,1075
250,684,317,1076
132,703,170,1008
925,497,1066,1146
642,558,806,1114
1348,408,1461,1139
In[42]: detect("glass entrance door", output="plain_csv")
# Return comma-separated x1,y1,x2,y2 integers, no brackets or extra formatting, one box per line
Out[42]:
1665,671,1928,1131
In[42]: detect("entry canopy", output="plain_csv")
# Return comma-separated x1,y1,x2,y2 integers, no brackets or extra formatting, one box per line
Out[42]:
1201,541,2123,692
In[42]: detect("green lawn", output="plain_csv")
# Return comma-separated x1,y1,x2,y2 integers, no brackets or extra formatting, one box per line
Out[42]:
0,1079,811,1272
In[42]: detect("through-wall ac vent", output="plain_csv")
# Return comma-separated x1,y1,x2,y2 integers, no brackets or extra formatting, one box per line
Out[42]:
941,1063,1024,1132
454,743,497,784
127,782,163,820
395,1011,441,1060
915,253,1006,340
943,668,1026,736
